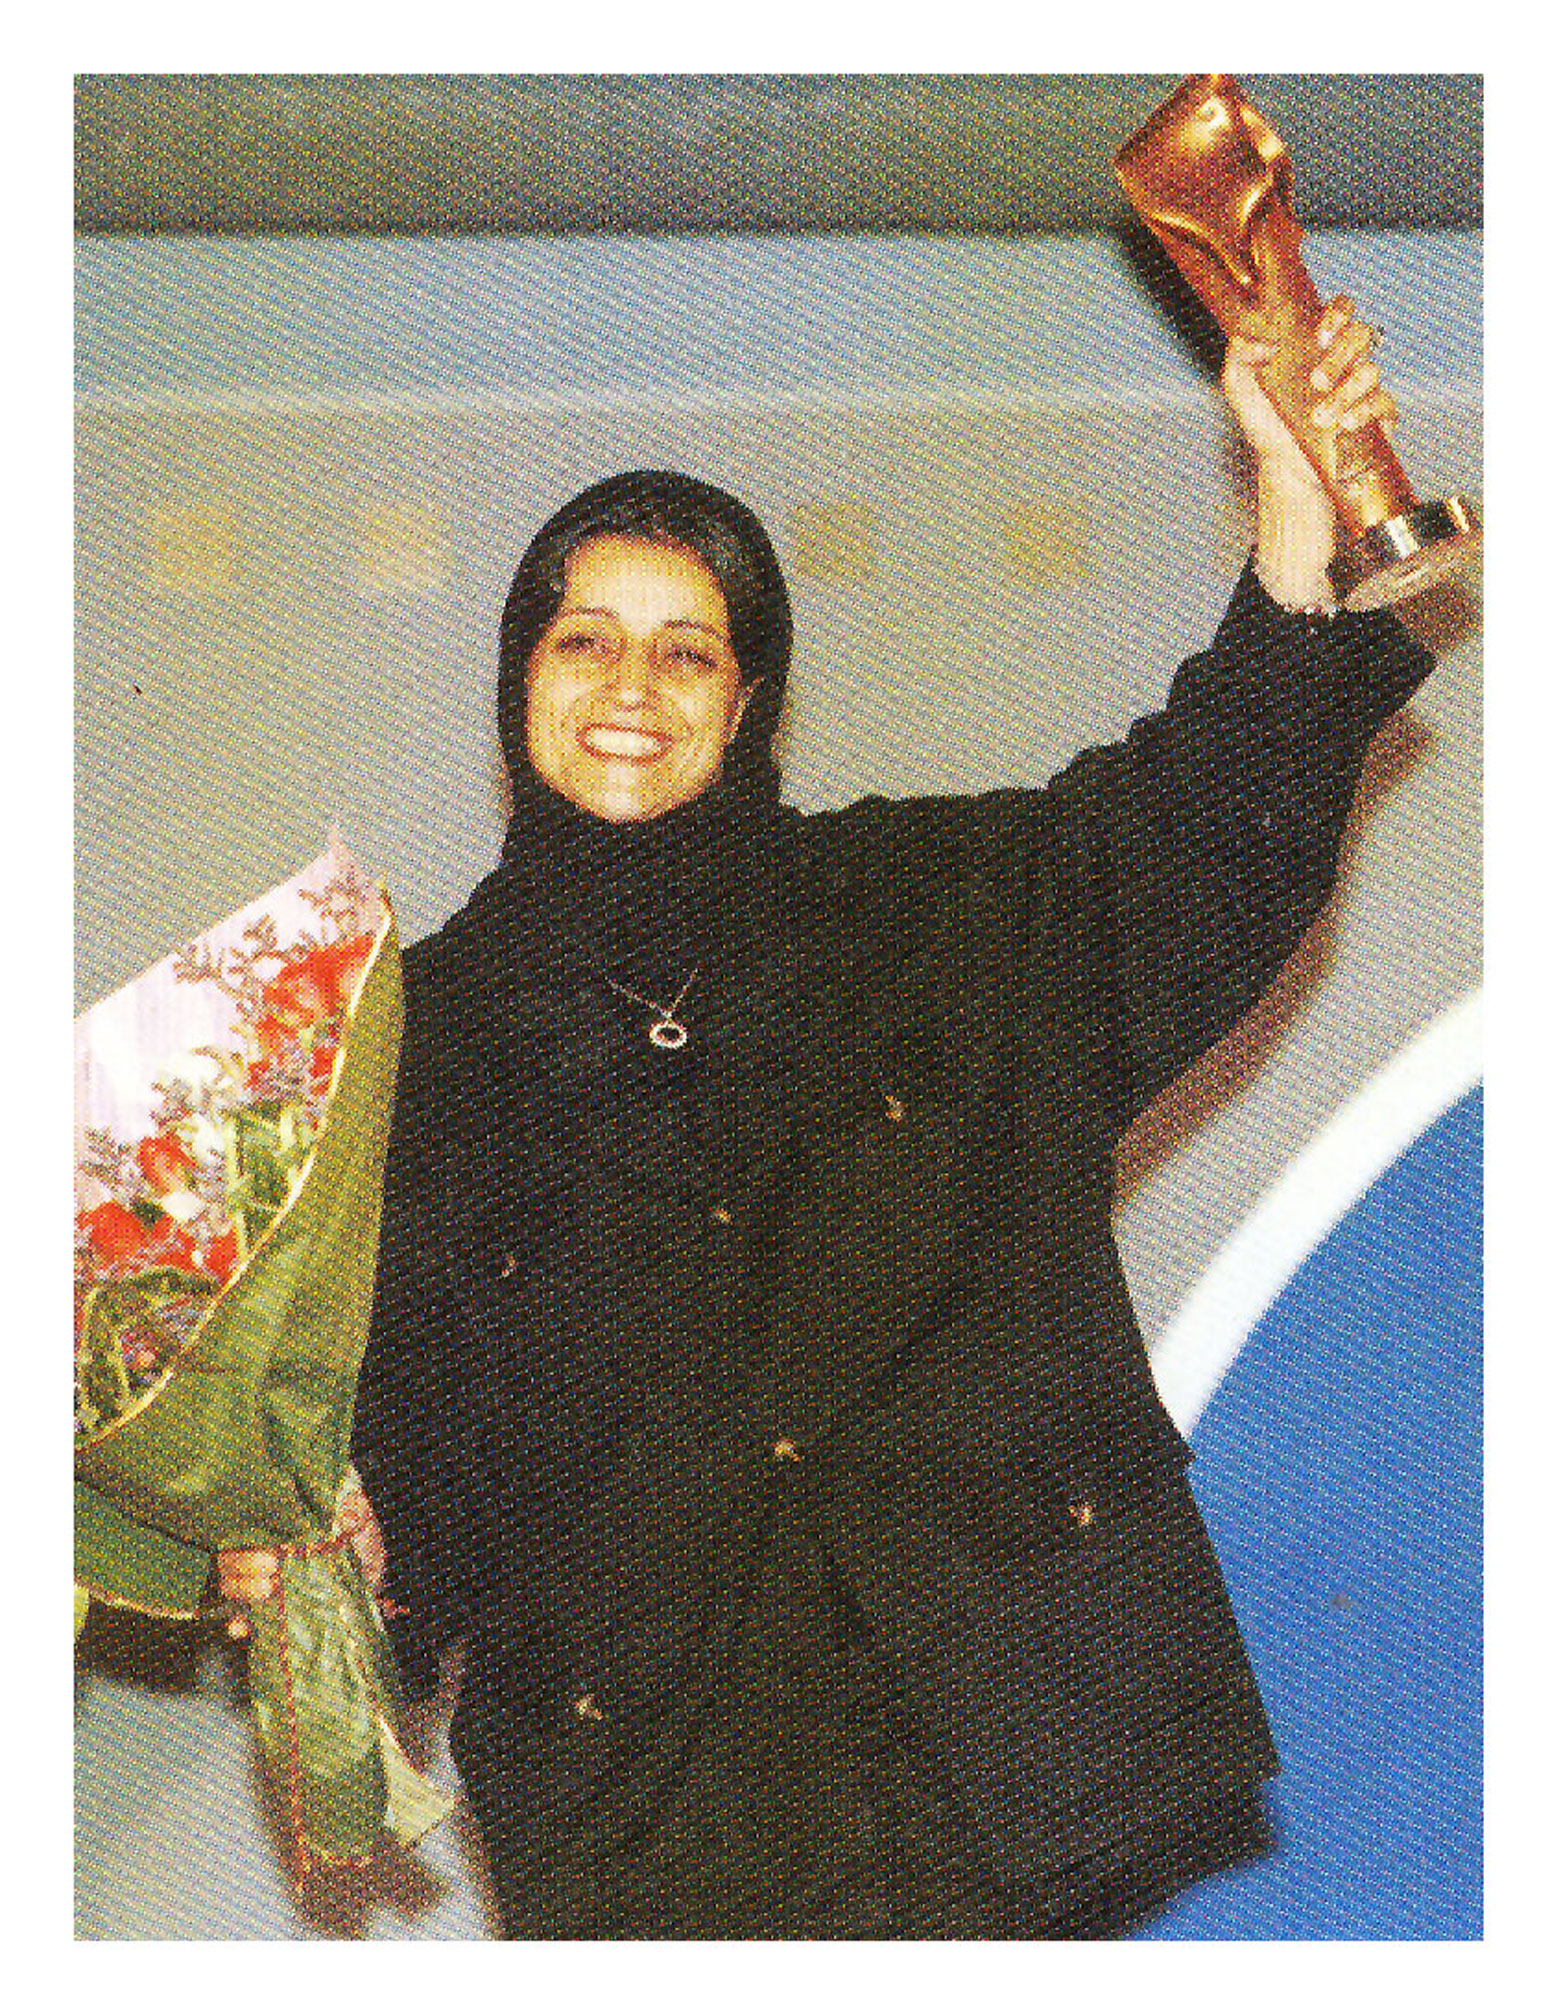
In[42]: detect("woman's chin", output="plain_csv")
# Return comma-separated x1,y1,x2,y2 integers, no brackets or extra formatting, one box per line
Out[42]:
557,767,718,824
567,783,675,824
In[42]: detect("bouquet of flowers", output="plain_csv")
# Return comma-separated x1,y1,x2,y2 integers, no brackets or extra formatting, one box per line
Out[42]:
74,839,452,1875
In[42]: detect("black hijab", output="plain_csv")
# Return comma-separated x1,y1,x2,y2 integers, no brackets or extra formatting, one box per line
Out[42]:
478,471,794,985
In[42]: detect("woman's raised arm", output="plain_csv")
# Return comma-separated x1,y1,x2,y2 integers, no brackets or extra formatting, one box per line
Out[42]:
1035,303,1430,1133
857,302,1432,1141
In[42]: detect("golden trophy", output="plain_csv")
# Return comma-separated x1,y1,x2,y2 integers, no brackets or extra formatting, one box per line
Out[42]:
1115,74,1480,610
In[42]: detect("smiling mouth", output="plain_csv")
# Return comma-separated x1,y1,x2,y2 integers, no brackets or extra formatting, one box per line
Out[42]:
580,724,672,761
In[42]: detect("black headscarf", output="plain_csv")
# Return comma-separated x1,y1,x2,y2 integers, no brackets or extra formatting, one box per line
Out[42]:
481,471,794,983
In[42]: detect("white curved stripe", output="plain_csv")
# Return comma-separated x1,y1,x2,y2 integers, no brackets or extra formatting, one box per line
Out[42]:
1150,988,1483,1438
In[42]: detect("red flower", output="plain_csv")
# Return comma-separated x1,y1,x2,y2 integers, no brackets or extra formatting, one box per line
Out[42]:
262,937,371,1035
204,1228,240,1288
251,1014,293,1061
78,1201,149,1269
138,1132,196,1196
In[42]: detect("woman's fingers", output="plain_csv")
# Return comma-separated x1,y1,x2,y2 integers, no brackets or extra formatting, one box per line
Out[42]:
216,1547,278,1642
338,1481,389,1594
352,1514,388,1594
1311,358,1376,424
1229,299,1392,441
1344,388,1398,434
216,1546,280,1602
1312,370,1396,434
213,1488,391,1638
1313,295,1356,355
1313,338,1376,397
1311,315,1372,388
214,1485,390,1641
1228,333,1278,369
1307,302,1394,434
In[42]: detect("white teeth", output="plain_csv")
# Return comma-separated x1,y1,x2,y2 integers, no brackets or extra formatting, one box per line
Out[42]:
582,726,668,758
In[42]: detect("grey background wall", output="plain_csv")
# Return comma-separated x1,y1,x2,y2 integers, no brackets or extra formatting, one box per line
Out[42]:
75,75,1481,1938
75,74,1483,236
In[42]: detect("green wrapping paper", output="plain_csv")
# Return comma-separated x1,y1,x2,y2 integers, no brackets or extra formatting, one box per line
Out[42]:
74,863,453,1873
247,1536,449,1863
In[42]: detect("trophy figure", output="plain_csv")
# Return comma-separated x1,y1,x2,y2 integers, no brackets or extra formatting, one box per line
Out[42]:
1115,74,1480,611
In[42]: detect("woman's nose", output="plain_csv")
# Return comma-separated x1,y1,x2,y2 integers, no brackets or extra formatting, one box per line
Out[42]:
605,638,656,704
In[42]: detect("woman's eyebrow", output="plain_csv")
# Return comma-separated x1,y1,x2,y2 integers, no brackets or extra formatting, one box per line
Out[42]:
554,608,728,637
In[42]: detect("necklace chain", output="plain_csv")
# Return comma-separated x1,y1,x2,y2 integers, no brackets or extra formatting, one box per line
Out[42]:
599,966,699,1050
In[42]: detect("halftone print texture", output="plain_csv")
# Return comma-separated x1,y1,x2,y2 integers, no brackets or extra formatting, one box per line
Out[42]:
76,75,1480,1939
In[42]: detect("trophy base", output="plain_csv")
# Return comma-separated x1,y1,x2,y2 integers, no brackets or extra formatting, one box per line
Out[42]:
1329,498,1482,612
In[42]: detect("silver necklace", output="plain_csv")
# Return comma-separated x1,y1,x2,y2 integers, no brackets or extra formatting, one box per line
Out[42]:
600,966,699,1050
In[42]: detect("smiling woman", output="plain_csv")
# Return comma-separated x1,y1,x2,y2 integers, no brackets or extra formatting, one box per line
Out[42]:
523,537,756,825
219,359,1441,1936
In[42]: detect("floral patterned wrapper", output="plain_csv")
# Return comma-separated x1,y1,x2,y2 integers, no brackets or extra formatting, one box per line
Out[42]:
73,838,453,1873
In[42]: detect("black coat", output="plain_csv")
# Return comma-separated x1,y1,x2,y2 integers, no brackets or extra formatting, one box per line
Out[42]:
353,562,1433,1901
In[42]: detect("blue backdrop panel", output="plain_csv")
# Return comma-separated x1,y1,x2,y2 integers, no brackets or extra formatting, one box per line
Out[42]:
1141,1087,1483,1939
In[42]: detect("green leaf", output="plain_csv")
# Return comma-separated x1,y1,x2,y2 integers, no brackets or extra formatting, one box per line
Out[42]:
77,1286,131,1426
76,1268,219,1430
237,1114,291,1210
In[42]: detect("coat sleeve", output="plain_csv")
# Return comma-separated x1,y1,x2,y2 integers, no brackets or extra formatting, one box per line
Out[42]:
1038,559,1436,1135
350,951,475,1701
872,560,1436,1140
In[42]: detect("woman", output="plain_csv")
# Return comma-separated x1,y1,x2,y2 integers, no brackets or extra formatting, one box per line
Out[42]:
223,309,1431,1937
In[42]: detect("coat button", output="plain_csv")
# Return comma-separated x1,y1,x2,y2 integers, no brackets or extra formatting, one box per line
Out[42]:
773,1436,802,1462
710,1203,733,1226
883,1093,906,1123
1068,1500,1096,1529
573,1691,603,1722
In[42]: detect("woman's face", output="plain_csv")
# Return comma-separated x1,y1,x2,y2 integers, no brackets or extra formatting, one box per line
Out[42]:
525,534,757,823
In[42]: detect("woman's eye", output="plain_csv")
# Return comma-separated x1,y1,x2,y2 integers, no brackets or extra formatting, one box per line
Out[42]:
664,645,716,672
555,630,603,655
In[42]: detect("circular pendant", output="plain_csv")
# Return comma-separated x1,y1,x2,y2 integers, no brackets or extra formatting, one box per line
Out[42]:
649,1020,688,1051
